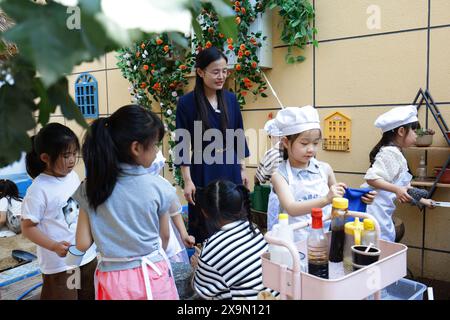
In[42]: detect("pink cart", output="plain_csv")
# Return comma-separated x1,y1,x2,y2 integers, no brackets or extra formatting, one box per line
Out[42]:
262,211,407,300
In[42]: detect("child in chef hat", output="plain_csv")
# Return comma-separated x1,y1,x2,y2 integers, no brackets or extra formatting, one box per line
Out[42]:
271,106,375,242
364,105,435,242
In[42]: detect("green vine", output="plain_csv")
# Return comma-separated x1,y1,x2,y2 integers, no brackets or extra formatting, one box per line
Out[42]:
116,34,194,187
264,0,317,63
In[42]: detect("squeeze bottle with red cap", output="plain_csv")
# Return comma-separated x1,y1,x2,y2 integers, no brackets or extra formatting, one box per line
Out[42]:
307,208,329,279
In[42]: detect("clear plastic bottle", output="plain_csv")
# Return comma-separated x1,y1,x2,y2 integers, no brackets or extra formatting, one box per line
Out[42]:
329,198,348,263
416,155,427,181
307,208,329,279
270,213,294,269
362,218,377,246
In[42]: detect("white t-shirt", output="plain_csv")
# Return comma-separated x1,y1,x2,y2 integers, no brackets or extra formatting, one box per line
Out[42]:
0,197,22,215
21,171,96,274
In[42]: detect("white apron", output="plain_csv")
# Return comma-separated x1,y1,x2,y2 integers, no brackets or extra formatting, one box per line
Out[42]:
269,160,331,242
267,188,280,231
366,170,412,242
96,248,172,300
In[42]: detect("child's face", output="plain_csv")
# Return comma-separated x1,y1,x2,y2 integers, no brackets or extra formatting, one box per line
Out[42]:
283,129,321,167
397,126,417,148
46,144,78,177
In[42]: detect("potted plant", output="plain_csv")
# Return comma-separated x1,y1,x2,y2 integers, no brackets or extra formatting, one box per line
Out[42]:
415,128,435,147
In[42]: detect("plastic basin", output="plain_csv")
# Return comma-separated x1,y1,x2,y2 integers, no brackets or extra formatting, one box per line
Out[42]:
381,278,427,300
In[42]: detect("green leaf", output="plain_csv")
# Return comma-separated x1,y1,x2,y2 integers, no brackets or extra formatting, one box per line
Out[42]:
218,15,238,41
260,92,268,98
2,0,118,87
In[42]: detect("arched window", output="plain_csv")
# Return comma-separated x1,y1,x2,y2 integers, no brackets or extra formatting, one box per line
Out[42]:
75,73,98,119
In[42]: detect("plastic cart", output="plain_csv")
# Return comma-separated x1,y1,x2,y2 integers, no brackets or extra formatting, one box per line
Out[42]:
262,211,408,300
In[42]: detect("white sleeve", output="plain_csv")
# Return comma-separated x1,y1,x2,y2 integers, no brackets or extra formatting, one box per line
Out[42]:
0,198,8,211
364,147,404,183
21,189,45,224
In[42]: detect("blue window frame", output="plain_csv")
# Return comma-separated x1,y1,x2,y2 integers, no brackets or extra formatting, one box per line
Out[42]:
75,73,98,119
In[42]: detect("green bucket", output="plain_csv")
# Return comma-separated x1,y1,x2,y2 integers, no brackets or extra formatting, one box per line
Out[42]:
251,184,271,212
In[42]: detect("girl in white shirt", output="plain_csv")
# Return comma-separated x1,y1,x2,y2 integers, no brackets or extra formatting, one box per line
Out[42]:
365,106,435,242
21,123,97,300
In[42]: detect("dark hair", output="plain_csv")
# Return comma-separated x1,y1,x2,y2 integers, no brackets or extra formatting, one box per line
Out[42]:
0,179,21,202
25,123,80,179
195,180,255,236
369,121,420,165
83,105,164,209
282,129,322,160
194,46,229,133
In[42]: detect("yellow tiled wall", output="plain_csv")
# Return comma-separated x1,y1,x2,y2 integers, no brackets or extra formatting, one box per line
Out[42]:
46,0,449,282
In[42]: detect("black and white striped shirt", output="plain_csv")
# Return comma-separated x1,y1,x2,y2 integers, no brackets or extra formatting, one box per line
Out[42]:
255,142,283,184
193,220,270,300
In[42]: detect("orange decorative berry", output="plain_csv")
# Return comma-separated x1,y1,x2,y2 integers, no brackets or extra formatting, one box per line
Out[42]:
228,44,234,50
152,83,161,91
143,65,149,71
239,44,246,51
151,69,155,75
235,1,240,6
245,50,251,56
156,38,163,45
136,52,140,57
151,63,156,67
205,41,212,48
163,45,169,52
238,51,244,57
219,33,224,38
140,82,147,89
179,64,187,70
140,43,145,49
208,27,214,33
235,64,241,71
251,61,257,68
227,38,233,44
244,77,251,83
235,17,241,24
241,7,246,14
268,112,273,119
241,91,247,96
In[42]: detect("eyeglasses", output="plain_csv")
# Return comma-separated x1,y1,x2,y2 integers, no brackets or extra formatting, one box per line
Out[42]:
204,68,229,79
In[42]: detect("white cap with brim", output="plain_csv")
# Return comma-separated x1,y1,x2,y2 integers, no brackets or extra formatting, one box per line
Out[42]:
374,105,418,133
274,105,321,136
264,119,282,137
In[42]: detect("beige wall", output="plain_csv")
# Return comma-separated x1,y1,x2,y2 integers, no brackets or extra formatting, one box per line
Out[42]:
46,0,450,282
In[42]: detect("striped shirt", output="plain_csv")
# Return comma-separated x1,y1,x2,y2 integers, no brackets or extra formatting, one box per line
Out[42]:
193,220,270,300
255,141,283,184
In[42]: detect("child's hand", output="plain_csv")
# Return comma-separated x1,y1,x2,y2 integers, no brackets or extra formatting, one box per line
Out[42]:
190,246,201,269
183,235,196,248
420,198,436,209
327,182,347,202
361,191,377,204
51,240,70,257
395,186,413,203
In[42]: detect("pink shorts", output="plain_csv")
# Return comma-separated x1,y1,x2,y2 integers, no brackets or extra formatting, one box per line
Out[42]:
95,260,179,300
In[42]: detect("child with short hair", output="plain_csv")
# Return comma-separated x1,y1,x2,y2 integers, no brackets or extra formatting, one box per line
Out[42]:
191,180,273,300
364,105,435,241
74,105,179,300
271,106,376,241
21,123,97,300
0,179,22,234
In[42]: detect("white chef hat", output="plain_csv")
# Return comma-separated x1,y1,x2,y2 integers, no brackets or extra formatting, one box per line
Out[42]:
274,105,321,136
374,105,418,133
263,119,282,137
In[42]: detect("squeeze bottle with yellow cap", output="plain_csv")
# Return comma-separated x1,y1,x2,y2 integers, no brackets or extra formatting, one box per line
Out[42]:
329,197,348,263
343,217,363,273
270,213,294,269
362,219,377,246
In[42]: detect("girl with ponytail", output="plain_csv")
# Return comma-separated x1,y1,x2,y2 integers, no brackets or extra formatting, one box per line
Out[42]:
21,123,97,300
191,179,275,300
73,104,179,300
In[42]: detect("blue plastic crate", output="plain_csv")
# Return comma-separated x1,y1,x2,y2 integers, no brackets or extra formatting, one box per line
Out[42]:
382,278,427,300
